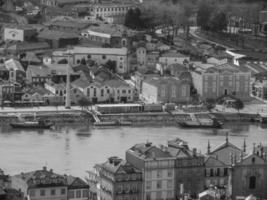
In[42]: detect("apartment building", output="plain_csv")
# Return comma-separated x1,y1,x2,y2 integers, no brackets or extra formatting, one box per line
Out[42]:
126,142,176,200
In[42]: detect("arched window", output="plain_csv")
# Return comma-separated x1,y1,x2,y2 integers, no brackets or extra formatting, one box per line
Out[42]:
249,176,256,189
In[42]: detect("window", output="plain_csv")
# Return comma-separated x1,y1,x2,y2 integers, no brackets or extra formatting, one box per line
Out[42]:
40,189,45,196
157,170,162,178
161,86,165,97
181,85,187,97
146,192,151,200
101,89,104,97
167,180,172,188
122,90,126,94
68,190,75,198
167,169,172,177
107,89,110,94
76,190,81,198
210,169,214,177
128,90,131,94
61,188,66,195
249,176,256,189
146,171,152,179
51,189,56,196
82,189,88,197
146,181,151,190
171,86,176,97
29,190,35,197
216,168,220,176
224,168,228,176
102,55,106,59
87,88,90,97
156,191,162,199
156,180,162,189
94,88,96,97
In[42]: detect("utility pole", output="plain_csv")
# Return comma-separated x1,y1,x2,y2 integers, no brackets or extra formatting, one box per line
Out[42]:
65,52,71,109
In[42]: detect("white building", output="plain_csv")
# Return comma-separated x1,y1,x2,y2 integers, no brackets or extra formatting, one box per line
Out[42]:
159,52,190,66
3,26,36,42
53,47,130,74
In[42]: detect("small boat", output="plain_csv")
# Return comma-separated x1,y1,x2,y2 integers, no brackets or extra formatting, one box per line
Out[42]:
10,120,54,129
177,115,223,129
10,113,54,129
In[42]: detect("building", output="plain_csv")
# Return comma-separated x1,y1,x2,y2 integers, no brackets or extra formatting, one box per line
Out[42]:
192,63,251,101
81,23,132,47
66,175,89,200
4,59,25,84
136,46,147,66
88,1,138,24
3,25,37,42
252,81,267,101
11,167,68,200
126,142,176,200
73,78,134,103
159,52,189,66
142,76,191,104
167,138,205,197
41,0,92,7
230,152,267,199
38,30,79,49
26,65,52,86
53,47,130,74
95,156,142,200
6,42,50,54
48,20,90,33
45,82,66,104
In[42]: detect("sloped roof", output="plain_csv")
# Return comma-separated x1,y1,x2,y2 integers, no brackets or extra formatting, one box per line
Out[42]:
210,141,241,154
204,156,227,167
71,78,91,89
38,30,79,40
66,175,88,189
5,59,24,72
27,65,50,77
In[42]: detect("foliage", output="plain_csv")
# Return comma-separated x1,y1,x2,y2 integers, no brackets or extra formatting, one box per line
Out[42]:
232,99,244,112
197,0,214,31
124,8,142,29
208,11,228,32
77,97,91,110
104,60,116,73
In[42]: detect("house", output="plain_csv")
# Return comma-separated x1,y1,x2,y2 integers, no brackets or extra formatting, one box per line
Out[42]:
38,30,79,49
4,59,25,84
159,52,190,66
66,175,89,200
81,23,133,47
45,82,66,104
3,25,37,42
95,157,142,200
167,138,205,197
199,189,217,200
11,167,68,200
46,64,80,83
53,47,130,74
136,46,147,66
48,20,90,33
191,63,251,101
6,42,50,54
126,142,176,200
142,76,191,104
26,65,52,86
21,86,51,103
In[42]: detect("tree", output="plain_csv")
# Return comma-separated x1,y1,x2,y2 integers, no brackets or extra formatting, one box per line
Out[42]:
232,99,244,113
197,0,214,31
208,11,228,32
78,97,91,110
124,8,142,29
104,60,116,73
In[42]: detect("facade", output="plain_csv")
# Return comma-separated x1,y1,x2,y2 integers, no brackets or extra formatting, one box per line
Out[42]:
0,80,15,105
26,65,52,86
159,52,189,66
53,47,129,74
89,1,138,24
11,167,68,200
126,142,176,200
66,175,89,200
142,76,191,104
4,59,25,84
95,156,142,200
252,81,267,101
3,26,37,42
48,20,90,33
136,47,147,66
230,153,267,199
192,63,251,100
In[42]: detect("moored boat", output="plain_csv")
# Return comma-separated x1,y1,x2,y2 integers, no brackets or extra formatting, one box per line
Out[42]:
10,120,54,129
177,115,223,129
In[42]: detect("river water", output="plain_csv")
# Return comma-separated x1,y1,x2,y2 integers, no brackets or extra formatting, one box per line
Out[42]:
0,122,266,178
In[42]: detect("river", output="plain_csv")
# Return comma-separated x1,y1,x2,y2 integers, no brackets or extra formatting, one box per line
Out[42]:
0,122,266,178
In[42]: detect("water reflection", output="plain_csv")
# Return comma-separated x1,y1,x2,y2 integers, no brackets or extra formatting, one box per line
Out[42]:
0,122,267,177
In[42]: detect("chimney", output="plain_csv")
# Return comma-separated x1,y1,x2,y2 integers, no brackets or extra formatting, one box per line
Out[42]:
43,166,47,171
50,169,53,173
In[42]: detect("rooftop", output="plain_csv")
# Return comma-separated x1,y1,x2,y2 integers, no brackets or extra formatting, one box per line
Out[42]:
38,30,79,40
49,20,90,29
161,52,188,58
5,59,24,72
27,65,50,77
